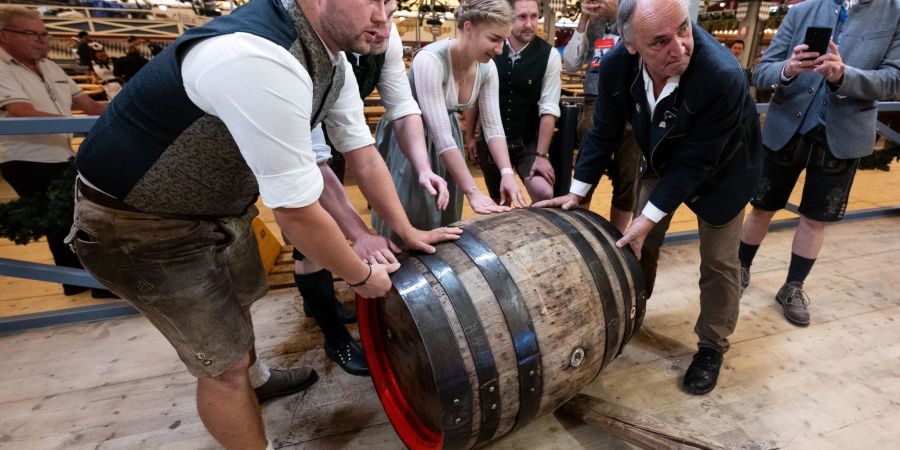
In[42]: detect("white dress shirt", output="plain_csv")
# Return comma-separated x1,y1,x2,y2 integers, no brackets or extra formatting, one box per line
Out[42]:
311,23,421,163
569,63,680,223
505,39,562,118
181,32,372,210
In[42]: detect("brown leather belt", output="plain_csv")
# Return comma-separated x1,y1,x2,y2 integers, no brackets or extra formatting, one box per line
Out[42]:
76,178,141,213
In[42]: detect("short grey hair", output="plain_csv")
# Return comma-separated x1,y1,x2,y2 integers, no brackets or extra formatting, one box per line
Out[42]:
0,6,41,30
617,0,689,45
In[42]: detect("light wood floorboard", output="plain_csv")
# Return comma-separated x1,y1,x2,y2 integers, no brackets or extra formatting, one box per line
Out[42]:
1,214,898,449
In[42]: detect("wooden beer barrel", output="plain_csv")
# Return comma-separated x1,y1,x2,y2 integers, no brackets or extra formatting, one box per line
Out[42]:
358,208,646,450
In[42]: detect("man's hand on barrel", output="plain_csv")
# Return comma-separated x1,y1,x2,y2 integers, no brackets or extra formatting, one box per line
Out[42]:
399,226,463,254
531,192,583,210
615,215,655,260
353,232,401,265
350,260,401,299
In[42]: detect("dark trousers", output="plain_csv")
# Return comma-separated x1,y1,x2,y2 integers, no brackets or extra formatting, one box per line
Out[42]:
0,160,83,272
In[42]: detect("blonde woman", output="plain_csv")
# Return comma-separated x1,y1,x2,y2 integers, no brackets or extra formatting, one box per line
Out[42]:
373,0,524,242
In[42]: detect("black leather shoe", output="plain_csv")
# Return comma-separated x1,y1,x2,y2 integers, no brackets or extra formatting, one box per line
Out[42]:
91,288,120,299
682,347,723,395
254,367,319,403
303,298,357,324
335,302,357,324
325,340,369,376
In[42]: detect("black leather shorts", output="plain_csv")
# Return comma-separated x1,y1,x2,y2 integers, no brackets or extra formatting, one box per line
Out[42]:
751,127,860,222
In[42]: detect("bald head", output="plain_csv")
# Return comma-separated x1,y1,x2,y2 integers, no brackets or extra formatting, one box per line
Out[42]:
619,0,693,84
618,0,688,46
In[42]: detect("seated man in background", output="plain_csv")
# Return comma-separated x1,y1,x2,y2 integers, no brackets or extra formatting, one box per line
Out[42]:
75,30,94,66
113,43,148,82
88,43,123,100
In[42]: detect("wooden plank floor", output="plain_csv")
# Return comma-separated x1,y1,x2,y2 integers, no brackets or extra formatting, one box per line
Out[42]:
1,211,898,449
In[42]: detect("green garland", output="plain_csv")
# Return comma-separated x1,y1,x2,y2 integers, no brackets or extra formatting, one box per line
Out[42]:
0,158,77,245
859,145,900,171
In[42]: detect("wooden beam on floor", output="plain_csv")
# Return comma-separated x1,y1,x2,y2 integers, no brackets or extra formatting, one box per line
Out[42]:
558,394,731,450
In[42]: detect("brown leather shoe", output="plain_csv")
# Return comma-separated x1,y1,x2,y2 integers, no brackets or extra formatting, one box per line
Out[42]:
254,367,318,403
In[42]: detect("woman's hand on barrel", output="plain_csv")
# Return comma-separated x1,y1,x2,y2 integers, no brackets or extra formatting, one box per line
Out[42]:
351,261,401,299
418,170,450,211
353,233,401,265
467,189,511,214
615,215,655,260
531,193,583,210
498,175,527,208
400,226,463,254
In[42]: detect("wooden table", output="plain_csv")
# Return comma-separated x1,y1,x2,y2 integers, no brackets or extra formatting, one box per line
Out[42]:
561,83,584,96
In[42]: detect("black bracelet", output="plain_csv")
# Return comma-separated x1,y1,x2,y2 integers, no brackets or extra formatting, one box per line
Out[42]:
347,262,373,288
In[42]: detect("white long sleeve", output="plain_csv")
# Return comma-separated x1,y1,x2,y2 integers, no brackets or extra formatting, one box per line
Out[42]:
538,50,562,117
411,52,459,154
562,30,587,73
477,62,505,143
377,24,421,122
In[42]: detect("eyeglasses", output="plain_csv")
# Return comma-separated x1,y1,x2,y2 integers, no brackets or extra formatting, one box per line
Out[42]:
2,29,51,40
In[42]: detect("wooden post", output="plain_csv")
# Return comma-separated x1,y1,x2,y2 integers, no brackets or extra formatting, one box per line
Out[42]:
251,217,282,275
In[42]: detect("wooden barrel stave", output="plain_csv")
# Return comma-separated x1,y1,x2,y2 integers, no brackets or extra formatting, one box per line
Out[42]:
419,246,512,447
427,238,524,443
364,209,646,449
520,209,623,419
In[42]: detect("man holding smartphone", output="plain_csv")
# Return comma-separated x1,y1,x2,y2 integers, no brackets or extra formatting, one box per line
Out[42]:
740,0,900,326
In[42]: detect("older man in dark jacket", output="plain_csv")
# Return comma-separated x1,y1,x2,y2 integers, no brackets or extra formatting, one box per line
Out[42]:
537,0,762,395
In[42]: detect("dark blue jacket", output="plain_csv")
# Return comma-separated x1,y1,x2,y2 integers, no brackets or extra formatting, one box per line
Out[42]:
76,0,297,203
576,24,762,226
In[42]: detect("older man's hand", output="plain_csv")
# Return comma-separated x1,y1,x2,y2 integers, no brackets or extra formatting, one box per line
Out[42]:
532,193,583,210
615,214,655,260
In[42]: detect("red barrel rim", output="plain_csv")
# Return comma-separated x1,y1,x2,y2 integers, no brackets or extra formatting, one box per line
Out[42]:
357,293,443,450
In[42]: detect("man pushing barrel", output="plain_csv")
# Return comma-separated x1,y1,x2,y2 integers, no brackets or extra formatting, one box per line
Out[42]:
69,0,459,447
536,0,762,395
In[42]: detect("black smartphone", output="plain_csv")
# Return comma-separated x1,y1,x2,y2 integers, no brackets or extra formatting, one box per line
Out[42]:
803,26,832,57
